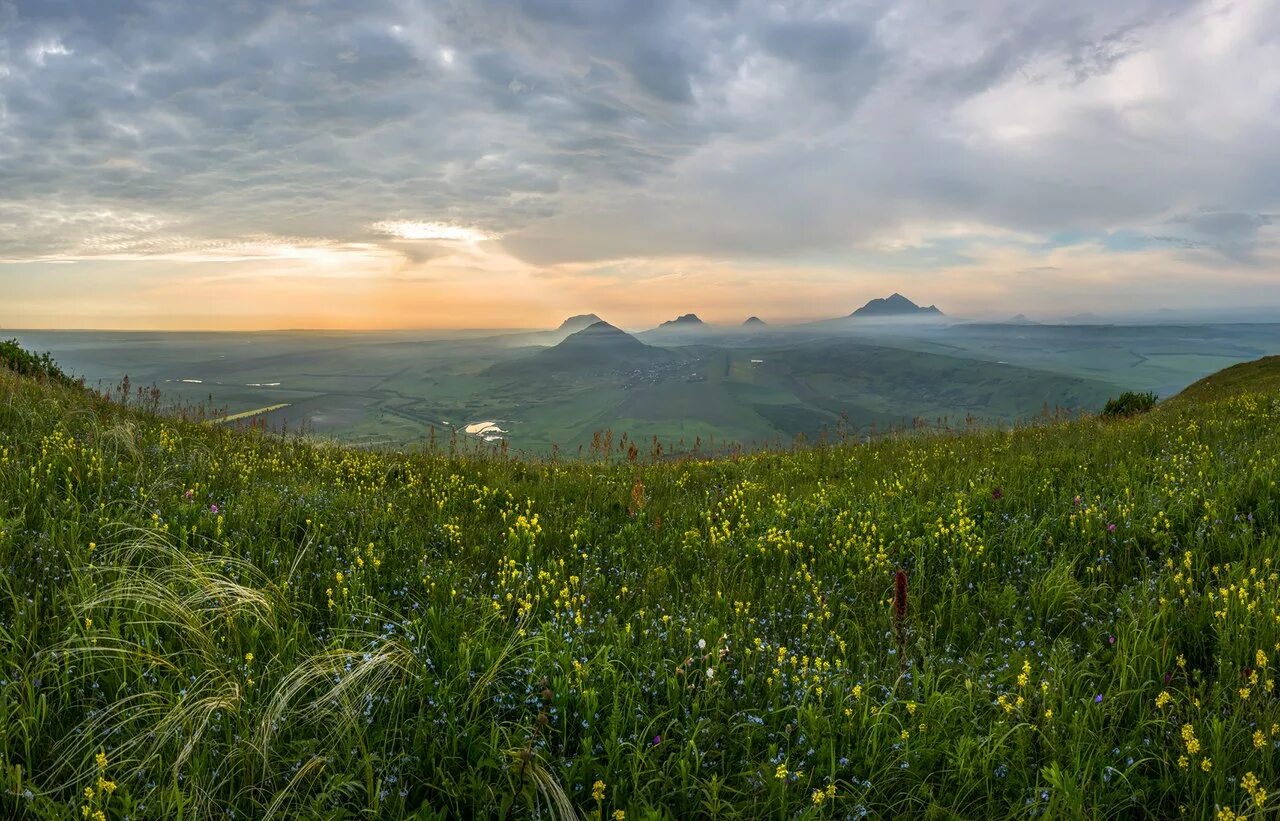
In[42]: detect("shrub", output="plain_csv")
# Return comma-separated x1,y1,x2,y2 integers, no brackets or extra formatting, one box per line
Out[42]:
1100,390,1157,418
0,338,78,387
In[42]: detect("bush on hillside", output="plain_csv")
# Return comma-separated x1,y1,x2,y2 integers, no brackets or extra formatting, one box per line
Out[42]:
0,338,78,387
1100,390,1157,418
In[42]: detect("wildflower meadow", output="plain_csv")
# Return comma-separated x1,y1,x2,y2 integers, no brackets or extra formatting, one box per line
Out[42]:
2,352,1280,818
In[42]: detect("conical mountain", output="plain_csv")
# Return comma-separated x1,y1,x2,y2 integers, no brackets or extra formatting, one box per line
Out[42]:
849,293,943,318
742,316,767,327
487,320,675,376
554,320,649,354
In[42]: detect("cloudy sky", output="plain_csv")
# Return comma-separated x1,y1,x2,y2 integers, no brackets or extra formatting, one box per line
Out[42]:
2,0,1278,330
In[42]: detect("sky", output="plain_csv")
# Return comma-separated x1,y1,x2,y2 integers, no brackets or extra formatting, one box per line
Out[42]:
1,0,1278,330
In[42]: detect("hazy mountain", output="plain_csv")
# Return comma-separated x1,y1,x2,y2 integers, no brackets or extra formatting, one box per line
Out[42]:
658,313,706,328
1007,314,1039,325
557,313,604,333
850,293,943,318
492,320,674,375
742,316,767,327
554,320,651,355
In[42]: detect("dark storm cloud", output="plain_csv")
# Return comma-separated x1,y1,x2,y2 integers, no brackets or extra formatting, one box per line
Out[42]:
1,0,1277,268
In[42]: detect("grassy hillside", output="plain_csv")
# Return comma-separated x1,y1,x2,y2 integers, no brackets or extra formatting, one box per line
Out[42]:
1,357,1279,818
1170,355,1280,404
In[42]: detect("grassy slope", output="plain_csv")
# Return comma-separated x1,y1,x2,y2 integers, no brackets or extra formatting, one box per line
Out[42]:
1170,355,1280,404
0,360,1279,818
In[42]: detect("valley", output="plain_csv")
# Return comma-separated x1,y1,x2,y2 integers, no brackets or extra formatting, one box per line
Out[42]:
9,307,1280,455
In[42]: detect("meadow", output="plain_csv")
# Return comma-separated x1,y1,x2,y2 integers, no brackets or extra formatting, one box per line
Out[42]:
2,347,1280,818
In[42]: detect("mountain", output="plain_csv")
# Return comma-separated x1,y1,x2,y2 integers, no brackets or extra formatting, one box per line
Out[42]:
492,320,673,375
658,313,706,329
553,320,651,356
849,293,943,318
557,313,604,333
1007,314,1038,325
742,316,767,327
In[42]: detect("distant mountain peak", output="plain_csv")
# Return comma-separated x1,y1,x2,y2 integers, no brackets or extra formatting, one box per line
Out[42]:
850,294,943,318
543,319,653,358
560,320,636,343
486,319,664,377
742,316,767,326
660,313,705,327
544,319,670,364
557,313,604,332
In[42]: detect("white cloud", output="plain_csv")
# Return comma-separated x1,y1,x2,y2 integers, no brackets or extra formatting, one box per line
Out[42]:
369,220,500,242
27,38,70,66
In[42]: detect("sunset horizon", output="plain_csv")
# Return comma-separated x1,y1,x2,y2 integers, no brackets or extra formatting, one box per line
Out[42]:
5,0,1279,330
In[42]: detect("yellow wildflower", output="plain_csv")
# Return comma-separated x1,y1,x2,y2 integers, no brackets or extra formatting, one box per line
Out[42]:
1182,724,1201,755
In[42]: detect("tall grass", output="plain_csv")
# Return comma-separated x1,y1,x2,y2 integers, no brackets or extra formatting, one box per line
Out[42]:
1,359,1279,818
